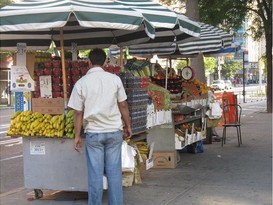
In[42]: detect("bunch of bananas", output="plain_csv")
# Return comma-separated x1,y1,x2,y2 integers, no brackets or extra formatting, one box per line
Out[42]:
7,111,65,137
65,110,74,138
134,141,149,162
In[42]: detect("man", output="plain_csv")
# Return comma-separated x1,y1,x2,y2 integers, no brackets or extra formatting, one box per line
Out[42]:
68,48,132,205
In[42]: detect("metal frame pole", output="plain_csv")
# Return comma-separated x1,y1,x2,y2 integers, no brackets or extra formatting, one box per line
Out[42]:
242,51,246,103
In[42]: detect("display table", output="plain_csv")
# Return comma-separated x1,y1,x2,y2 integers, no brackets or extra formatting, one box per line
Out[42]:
23,137,88,194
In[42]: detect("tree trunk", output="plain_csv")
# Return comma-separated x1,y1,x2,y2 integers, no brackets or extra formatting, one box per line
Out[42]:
190,54,206,82
185,0,206,83
185,0,199,21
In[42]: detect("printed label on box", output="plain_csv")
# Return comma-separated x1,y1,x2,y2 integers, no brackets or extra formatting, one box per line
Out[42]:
30,141,45,155
146,158,154,170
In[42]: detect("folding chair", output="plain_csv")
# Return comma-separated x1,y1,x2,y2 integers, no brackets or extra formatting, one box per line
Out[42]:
222,104,242,147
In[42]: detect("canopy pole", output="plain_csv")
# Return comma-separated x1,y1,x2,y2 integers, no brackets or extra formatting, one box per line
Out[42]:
60,28,68,110
169,57,172,76
120,47,123,68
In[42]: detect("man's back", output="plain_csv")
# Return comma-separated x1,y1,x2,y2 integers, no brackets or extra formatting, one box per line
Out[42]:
69,67,127,133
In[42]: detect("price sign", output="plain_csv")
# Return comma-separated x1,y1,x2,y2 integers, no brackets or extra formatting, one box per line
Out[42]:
30,141,46,155
71,42,78,61
17,43,27,55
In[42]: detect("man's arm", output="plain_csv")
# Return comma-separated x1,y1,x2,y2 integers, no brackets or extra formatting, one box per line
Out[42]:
118,101,132,138
74,110,83,152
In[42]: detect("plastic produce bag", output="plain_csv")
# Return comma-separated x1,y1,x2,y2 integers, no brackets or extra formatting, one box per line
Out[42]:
206,102,223,119
122,141,137,172
211,102,223,117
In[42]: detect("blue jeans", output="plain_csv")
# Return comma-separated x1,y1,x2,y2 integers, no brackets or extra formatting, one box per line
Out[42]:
85,131,123,205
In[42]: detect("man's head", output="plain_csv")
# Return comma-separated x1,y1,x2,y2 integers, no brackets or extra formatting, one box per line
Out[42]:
88,48,106,66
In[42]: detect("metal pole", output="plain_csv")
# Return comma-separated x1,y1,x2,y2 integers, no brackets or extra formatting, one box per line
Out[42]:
242,51,246,103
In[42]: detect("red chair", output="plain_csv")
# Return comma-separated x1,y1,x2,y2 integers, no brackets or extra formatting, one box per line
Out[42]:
222,104,242,147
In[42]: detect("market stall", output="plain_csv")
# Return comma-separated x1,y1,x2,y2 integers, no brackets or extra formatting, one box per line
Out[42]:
1,0,203,198
121,58,211,166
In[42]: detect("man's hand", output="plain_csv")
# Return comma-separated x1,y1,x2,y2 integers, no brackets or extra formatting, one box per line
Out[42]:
123,126,132,139
73,110,83,152
74,135,82,152
118,101,132,139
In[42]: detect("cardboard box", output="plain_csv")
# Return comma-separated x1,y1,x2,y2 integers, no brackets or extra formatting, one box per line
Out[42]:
32,106,65,115
152,151,178,169
31,97,65,114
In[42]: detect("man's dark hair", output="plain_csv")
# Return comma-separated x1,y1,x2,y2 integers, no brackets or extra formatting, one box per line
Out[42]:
89,48,106,66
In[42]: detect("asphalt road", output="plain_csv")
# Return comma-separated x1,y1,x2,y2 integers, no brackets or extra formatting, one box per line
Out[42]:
0,108,23,194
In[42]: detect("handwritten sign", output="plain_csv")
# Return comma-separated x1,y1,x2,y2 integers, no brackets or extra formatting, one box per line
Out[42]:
39,75,52,98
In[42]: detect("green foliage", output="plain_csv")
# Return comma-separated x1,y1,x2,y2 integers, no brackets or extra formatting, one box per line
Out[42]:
221,59,242,79
0,0,13,8
0,51,14,61
79,50,91,58
204,57,217,73
198,0,249,31
175,60,188,70
246,0,272,41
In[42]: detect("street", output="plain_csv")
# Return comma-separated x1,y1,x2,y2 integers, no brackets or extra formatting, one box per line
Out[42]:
214,84,266,104
0,84,267,194
0,108,23,194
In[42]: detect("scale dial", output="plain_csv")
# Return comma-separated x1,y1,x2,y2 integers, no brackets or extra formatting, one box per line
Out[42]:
181,66,194,80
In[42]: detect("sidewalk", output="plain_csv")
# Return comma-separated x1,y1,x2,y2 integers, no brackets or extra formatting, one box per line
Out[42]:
0,100,272,205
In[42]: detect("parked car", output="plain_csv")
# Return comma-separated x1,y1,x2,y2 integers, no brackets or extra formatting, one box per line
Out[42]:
224,80,233,90
211,80,225,90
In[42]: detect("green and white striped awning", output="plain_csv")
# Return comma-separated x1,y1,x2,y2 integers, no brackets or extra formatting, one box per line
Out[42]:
0,0,200,51
122,21,233,57
178,22,232,55
116,0,200,45
0,0,153,50
115,0,200,35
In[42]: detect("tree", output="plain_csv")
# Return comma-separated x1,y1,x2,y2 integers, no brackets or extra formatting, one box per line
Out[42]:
0,0,13,8
198,0,272,112
175,59,188,70
161,0,272,112
221,60,242,79
204,57,217,74
185,0,207,83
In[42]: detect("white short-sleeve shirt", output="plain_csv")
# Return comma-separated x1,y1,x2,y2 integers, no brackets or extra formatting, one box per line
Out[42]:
68,67,127,133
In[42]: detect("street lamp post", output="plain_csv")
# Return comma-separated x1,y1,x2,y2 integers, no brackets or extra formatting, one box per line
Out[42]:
242,52,246,103
242,50,248,103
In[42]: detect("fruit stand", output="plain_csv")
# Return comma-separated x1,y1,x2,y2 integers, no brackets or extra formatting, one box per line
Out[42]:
0,0,203,198
8,55,156,197
7,51,211,196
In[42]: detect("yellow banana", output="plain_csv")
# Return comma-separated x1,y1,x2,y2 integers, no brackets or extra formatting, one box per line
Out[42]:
50,115,59,124
11,111,22,119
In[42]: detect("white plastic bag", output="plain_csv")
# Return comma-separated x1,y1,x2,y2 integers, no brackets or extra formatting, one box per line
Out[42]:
121,141,136,172
211,102,223,117
206,102,223,119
